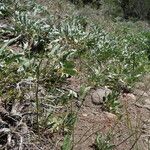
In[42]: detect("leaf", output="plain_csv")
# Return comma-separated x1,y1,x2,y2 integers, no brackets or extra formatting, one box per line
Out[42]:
79,86,91,100
63,112,76,128
0,35,22,54
63,68,76,76
5,53,23,64
63,61,75,69
50,44,61,55
61,134,72,150
68,89,78,98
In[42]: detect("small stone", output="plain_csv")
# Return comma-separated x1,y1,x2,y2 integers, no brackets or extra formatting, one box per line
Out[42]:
82,113,88,117
91,87,111,105
76,100,82,108
104,112,117,122
145,99,150,105
126,93,136,101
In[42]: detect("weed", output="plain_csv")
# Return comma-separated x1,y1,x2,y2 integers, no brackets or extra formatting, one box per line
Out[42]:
102,91,120,114
92,133,115,150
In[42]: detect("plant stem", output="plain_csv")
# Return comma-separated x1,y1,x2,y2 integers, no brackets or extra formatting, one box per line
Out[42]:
35,59,42,137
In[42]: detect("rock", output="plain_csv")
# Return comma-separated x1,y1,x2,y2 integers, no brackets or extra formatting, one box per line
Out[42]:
144,99,150,105
76,100,82,108
91,87,111,105
104,112,117,122
147,91,150,96
123,93,136,101
82,113,88,117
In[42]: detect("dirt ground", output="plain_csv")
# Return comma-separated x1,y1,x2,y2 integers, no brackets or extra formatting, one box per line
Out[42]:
66,76,150,150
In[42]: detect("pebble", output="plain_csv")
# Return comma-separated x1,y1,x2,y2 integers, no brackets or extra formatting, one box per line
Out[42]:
123,93,136,101
82,113,88,117
91,87,111,104
145,99,150,105
104,112,117,122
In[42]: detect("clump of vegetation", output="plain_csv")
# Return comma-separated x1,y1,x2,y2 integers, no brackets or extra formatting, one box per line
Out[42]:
102,91,120,114
92,133,115,150
69,0,102,9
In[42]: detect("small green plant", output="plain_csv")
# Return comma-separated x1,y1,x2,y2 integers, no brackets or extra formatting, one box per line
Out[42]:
102,91,120,114
93,133,115,150
61,134,72,150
